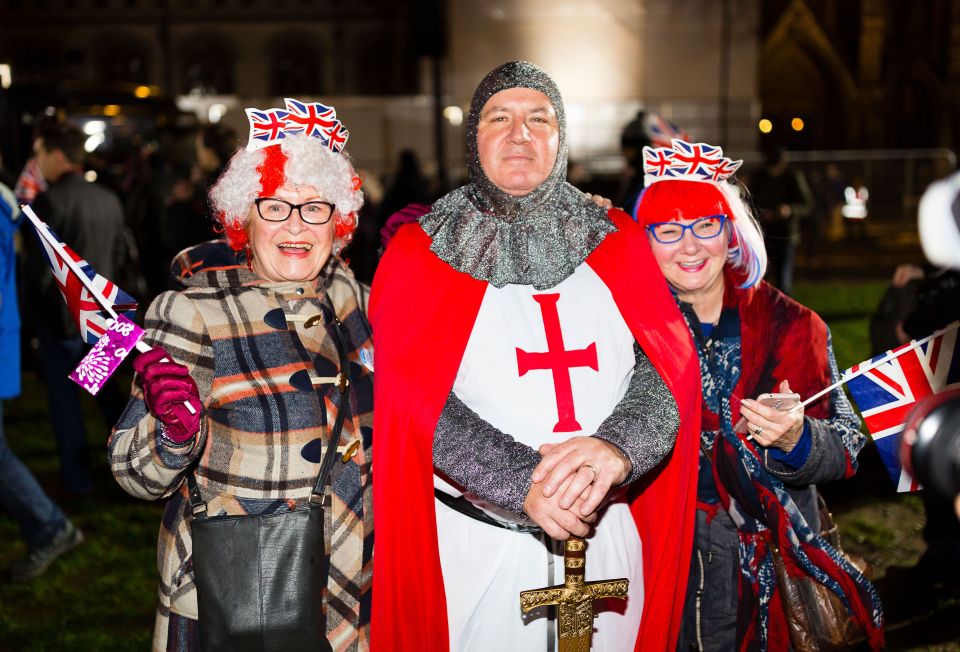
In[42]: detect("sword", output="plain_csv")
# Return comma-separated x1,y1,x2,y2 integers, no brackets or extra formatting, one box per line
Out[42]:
520,536,629,652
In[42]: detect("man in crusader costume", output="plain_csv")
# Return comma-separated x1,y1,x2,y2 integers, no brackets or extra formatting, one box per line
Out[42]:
370,62,702,651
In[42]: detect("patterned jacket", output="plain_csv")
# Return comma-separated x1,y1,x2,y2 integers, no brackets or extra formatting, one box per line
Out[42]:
109,254,373,652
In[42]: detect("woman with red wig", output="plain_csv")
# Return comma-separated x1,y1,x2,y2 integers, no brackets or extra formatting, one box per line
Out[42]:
634,140,883,651
109,103,373,652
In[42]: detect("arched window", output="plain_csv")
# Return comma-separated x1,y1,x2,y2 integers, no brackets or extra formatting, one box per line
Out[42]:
95,33,151,85
179,32,235,95
268,36,321,96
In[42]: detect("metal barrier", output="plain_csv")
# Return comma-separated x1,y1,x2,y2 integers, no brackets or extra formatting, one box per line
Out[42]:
739,148,958,223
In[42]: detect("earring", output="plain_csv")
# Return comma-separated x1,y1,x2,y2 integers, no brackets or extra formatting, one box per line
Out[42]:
244,244,254,271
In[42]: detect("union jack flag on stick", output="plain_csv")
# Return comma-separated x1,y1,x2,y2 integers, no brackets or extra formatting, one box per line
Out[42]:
22,204,141,346
803,321,960,492
24,205,197,414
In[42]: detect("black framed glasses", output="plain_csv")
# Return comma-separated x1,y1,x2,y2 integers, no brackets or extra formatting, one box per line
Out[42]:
254,198,336,225
646,214,727,244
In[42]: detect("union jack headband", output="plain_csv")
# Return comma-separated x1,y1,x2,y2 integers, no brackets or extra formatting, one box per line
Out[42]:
245,98,350,153
642,139,742,186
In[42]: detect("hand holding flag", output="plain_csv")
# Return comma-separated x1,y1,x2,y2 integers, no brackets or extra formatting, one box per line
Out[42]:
738,322,959,492
23,205,196,417
793,322,959,492
842,322,959,491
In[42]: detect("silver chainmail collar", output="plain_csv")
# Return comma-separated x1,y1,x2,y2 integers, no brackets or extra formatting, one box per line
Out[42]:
419,61,614,289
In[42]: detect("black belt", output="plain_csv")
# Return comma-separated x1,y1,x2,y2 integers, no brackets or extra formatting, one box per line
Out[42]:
434,490,542,534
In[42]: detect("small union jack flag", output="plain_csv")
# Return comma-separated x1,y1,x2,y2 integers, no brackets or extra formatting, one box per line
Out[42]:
243,98,351,153
325,121,349,152
845,323,960,492
642,139,742,185
283,98,337,139
14,158,47,205
707,158,743,182
32,220,138,345
670,140,723,176
643,147,676,177
245,107,290,147
643,112,690,149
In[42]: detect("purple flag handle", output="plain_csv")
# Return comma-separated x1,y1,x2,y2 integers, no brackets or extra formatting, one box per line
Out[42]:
69,316,198,416
70,314,145,395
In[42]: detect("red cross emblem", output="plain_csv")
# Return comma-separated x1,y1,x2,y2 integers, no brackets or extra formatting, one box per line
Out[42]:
516,293,599,432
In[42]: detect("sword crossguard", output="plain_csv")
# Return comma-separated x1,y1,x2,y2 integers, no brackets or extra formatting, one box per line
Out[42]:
519,537,629,648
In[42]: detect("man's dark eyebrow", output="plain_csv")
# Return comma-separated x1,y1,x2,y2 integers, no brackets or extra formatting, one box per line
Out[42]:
481,104,553,117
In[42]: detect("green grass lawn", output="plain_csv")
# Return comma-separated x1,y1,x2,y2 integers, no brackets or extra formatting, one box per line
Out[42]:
0,370,160,651
0,279,957,650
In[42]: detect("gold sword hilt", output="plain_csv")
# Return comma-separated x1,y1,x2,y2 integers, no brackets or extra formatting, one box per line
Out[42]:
519,536,629,651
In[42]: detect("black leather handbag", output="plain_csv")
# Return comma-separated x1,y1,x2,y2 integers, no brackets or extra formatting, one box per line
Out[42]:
186,316,351,652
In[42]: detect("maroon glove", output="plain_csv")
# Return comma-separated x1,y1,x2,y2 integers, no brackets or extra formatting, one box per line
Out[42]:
133,346,202,444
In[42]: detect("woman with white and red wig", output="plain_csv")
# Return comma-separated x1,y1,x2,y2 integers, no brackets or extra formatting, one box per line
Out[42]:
109,102,373,652
634,140,883,651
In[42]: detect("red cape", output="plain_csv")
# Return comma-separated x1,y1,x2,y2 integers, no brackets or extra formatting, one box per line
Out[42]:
369,209,702,651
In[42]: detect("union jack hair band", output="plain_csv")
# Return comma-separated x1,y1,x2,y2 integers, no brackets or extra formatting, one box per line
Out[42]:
642,139,743,186
245,98,350,154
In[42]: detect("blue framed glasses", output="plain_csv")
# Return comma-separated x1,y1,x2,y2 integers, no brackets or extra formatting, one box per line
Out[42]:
646,214,727,244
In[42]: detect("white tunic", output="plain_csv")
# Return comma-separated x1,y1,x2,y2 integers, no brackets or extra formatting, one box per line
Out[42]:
435,263,644,651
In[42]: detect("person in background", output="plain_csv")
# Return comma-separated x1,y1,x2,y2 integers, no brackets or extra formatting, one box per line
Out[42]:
878,262,960,613
23,120,128,497
617,109,689,215
0,181,83,581
160,124,237,272
748,145,813,295
378,149,432,229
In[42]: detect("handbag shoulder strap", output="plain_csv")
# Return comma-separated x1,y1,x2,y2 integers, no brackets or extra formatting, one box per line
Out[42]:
187,309,353,516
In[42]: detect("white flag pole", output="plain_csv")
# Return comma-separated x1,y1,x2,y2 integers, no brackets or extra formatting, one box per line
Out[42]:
801,320,960,407
22,205,196,414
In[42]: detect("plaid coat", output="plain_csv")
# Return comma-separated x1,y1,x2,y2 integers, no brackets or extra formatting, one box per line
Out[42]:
109,256,373,652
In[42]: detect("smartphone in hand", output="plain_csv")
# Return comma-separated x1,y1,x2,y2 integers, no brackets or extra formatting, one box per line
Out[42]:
737,392,801,440
755,392,801,411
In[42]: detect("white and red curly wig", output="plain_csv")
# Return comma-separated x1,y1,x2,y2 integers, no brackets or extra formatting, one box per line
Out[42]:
209,134,363,257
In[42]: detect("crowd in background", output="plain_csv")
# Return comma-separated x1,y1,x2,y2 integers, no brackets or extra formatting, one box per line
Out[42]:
0,110,942,587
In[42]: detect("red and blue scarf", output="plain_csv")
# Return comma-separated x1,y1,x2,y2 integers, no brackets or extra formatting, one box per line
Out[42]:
688,276,884,651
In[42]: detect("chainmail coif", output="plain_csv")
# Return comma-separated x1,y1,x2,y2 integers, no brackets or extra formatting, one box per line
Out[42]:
419,61,614,289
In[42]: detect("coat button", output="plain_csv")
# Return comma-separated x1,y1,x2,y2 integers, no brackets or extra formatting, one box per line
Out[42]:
289,369,313,392
263,308,287,329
